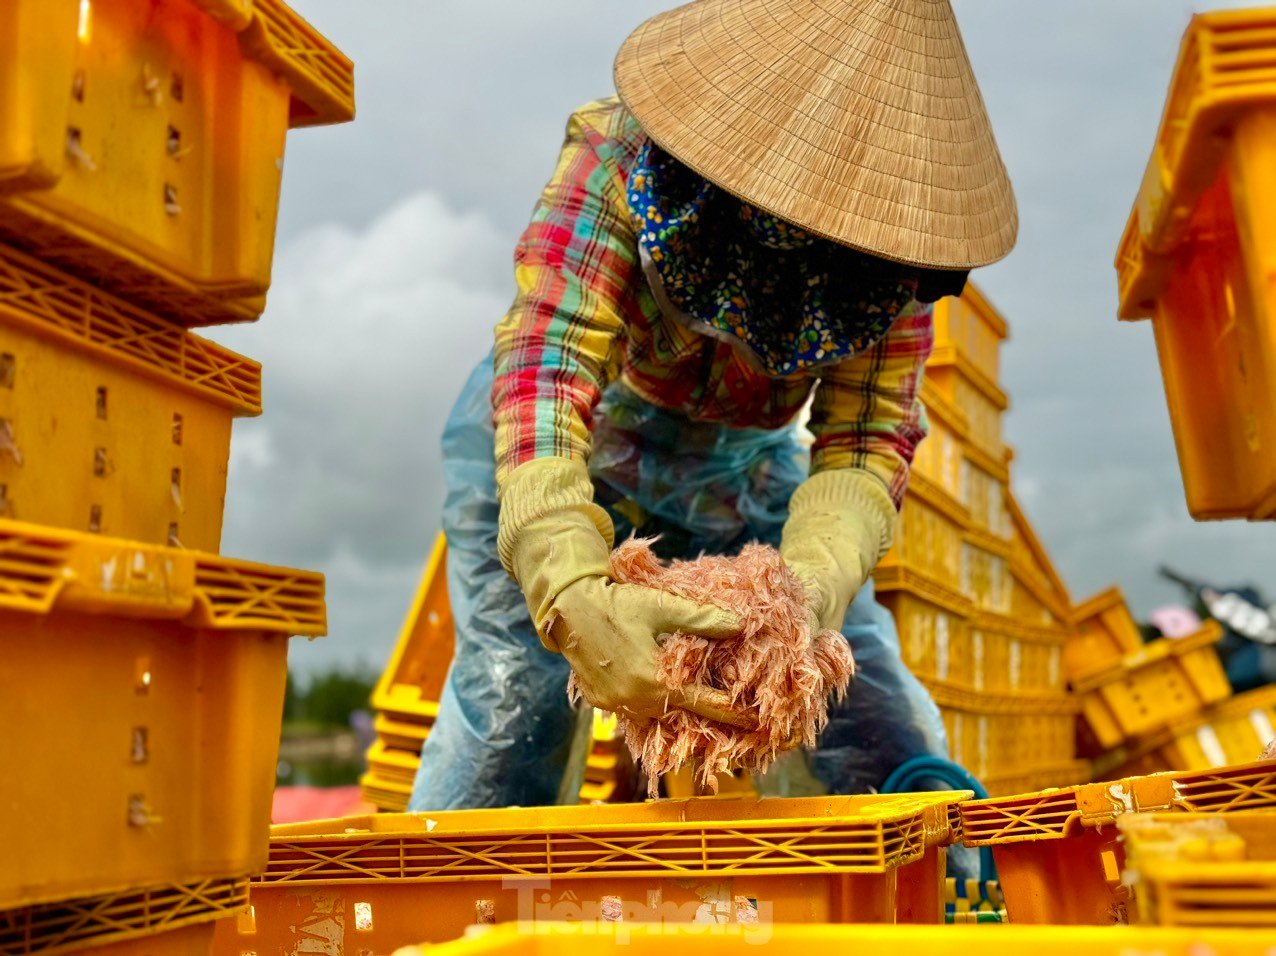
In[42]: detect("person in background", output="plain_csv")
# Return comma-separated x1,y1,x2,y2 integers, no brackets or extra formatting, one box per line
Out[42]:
410,0,1017,809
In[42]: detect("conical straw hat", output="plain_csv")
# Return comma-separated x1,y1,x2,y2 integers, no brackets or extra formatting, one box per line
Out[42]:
614,0,1017,270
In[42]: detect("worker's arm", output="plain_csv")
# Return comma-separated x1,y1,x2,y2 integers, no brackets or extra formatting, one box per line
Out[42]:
781,299,934,630
492,103,752,726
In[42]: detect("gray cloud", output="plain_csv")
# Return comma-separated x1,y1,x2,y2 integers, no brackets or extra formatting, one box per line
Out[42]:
211,0,1276,672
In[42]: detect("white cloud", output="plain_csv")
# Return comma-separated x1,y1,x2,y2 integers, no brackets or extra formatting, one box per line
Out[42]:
209,191,508,671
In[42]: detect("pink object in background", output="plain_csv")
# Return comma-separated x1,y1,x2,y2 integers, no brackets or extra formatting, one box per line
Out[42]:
271,786,368,823
1149,604,1203,638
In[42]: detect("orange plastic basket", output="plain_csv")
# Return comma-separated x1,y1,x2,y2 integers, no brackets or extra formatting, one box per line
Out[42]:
1074,623,1231,753
0,878,246,956
212,792,968,956
0,518,325,910
0,0,354,327
1120,810,1276,927
1115,10,1276,519
0,244,260,551
959,759,1276,925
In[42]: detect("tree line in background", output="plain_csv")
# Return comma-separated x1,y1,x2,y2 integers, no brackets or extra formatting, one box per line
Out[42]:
282,665,379,730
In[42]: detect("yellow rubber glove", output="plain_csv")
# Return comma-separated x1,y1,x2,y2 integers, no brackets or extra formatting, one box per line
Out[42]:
498,457,754,727
780,469,898,633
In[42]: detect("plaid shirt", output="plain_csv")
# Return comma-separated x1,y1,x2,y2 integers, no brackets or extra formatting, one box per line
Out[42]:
492,98,933,508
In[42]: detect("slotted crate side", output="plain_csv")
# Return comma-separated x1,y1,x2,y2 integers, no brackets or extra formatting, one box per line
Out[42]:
0,877,247,956
1096,684,1276,780
957,760,1276,924
915,382,968,503
959,536,1011,614
0,0,353,326
214,794,966,953
961,455,1011,541
924,359,1008,462
1075,623,1231,752
0,319,254,552
0,520,324,909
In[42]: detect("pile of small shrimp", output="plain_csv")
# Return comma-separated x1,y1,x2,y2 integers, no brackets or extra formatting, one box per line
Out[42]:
569,539,854,796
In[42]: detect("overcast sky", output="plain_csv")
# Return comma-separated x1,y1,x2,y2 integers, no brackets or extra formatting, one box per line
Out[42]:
208,0,1276,674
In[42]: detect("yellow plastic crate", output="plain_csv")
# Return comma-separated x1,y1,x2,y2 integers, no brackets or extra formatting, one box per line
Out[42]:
389,922,1276,956
959,534,1011,614
212,792,968,956
1121,811,1276,927
926,682,1078,784
0,518,325,910
1067,587,1145,682
959,759,1276,925
358,770,411,814
0,0,354,327
913,381,967,503
0,244,260,551
960,453,1011,541
933,284,1008,388
1115,9,1276,519
1096,684,1276,780
924,357,1008,463
371,534,455,725
879,586,1066,696
876,481,967,595
0,879,246,956
1075,623,1231,753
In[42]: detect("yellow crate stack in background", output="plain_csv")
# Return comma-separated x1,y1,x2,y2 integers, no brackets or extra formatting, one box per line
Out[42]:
0,4,353,956
875,285,1087,795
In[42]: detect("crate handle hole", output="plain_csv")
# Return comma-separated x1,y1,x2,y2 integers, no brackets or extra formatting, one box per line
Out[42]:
172,413,183,445
96,386,108,419
71,69,86,102
353,902,373,932
171,468,182,507
93,446,109,477
163,183,181,216
166,125,185,158
0,353,14,388
65,127,95,171
131,727,148,764
168,523,181,548
136,658,152,694
88,504,102,533
1,419,23,467
170,71,184,103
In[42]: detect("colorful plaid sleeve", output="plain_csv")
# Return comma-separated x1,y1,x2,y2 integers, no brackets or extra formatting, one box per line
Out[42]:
491,103,641,489
807,299,935,508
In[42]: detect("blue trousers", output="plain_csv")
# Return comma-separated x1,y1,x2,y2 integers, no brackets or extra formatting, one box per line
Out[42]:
409,355,949,809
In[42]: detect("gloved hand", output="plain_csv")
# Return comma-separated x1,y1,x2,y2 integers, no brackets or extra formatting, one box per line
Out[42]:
780,469,897,633
499,457,755,727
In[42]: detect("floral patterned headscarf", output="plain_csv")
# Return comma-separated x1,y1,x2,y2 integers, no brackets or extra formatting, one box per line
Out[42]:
627,141,965,377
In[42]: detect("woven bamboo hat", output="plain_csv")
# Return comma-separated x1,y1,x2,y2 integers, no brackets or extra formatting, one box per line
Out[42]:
614,0,1017,270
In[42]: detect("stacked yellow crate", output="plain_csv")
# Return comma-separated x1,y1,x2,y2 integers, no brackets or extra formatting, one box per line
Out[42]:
362,535,634,810
0,4,353,956
876,285,1088,795
1065,587,1239,781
